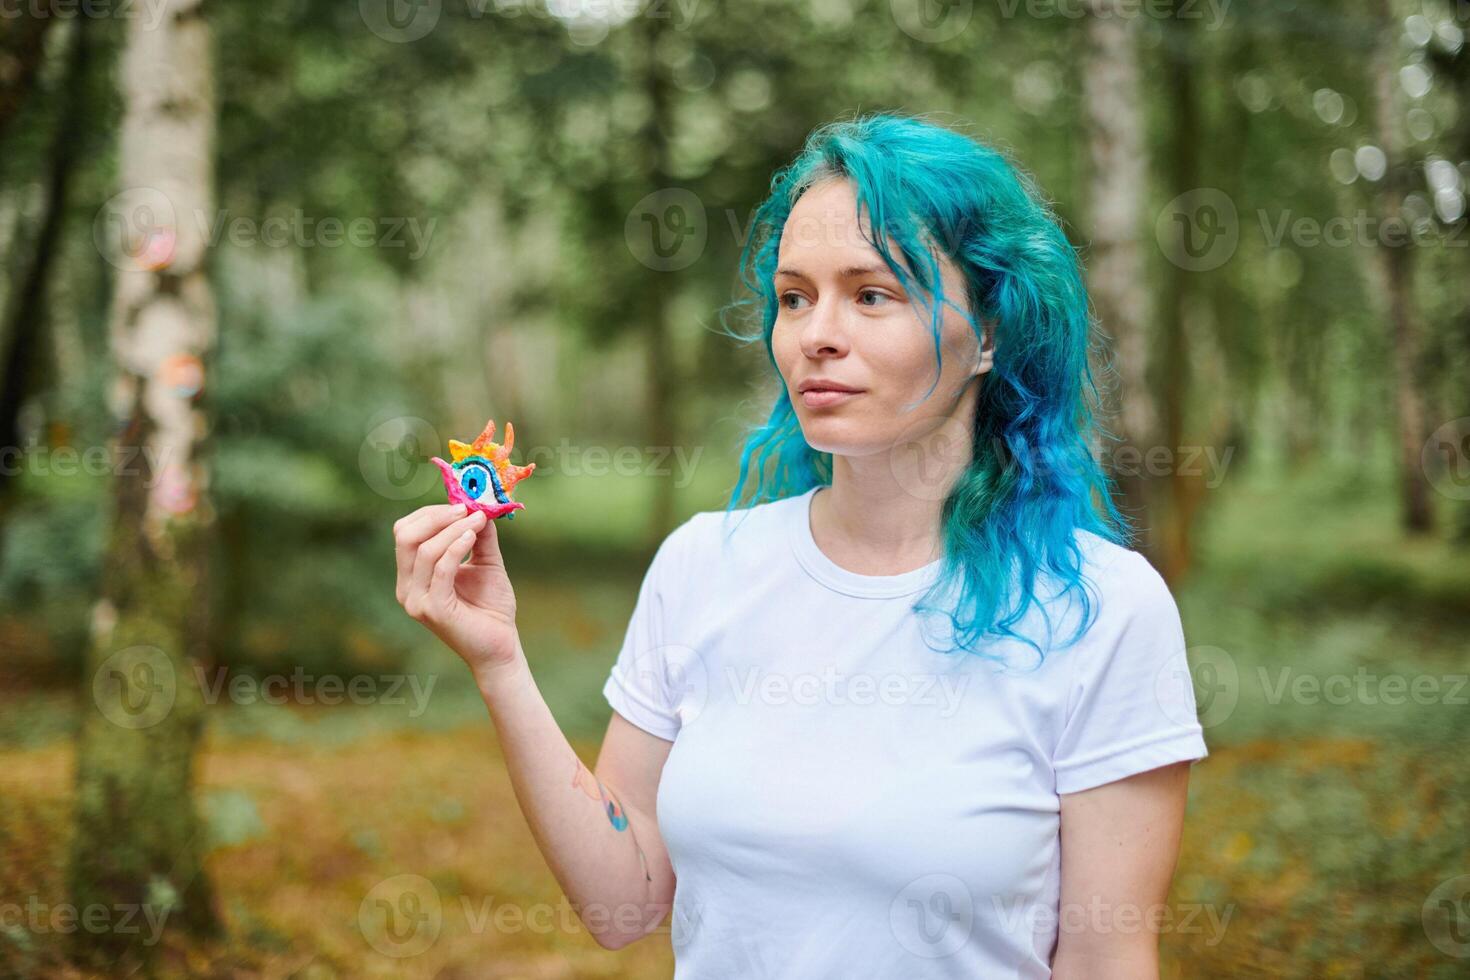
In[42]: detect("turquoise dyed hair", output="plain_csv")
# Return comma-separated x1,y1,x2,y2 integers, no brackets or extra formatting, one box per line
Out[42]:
720,112,1129,663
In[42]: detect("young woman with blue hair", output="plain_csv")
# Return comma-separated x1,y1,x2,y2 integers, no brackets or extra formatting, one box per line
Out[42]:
394,112,1209,978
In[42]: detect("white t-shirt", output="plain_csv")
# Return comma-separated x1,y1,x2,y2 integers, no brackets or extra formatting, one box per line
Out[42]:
601,485,1208,979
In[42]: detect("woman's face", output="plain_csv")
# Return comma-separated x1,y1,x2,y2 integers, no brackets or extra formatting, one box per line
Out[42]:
771,178,991,459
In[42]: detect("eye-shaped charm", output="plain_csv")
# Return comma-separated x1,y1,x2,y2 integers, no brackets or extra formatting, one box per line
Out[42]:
430,418,535,521
458,461,492,501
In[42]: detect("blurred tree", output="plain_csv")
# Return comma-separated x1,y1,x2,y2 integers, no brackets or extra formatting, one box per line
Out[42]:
1082,0,1154,550
1370,0,1434,532
1155,3,1206,581
0,6,54,144
0,20,87,525
67,0,220,958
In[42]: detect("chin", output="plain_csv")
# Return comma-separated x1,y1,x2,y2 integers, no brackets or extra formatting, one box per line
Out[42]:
795,416,887,457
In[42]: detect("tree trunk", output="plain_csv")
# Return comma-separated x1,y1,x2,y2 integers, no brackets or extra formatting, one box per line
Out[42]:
638,11,677,541
1154,7,1203,583
0,19,88,521
1082,0,1155,548
68,0,221,963
1370,0,1434,532
0,7,56,144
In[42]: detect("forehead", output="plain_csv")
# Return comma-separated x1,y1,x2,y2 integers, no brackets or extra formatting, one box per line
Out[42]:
777,179,885,266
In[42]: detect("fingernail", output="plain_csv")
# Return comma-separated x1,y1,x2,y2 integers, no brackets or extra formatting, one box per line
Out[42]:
453,504,468,515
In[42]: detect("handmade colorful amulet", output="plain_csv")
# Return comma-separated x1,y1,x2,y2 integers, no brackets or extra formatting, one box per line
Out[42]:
431,419,536,520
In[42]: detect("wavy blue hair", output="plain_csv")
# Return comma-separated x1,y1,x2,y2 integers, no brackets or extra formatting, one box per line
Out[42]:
720,112,1129,664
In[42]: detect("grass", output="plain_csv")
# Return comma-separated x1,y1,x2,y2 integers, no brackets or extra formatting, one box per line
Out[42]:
2,463,1468,977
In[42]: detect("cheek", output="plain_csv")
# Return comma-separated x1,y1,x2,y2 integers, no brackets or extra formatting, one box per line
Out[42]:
771,322,799,376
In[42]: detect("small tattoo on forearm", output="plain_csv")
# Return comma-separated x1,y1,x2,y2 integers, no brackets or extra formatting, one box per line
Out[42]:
573,758,652,881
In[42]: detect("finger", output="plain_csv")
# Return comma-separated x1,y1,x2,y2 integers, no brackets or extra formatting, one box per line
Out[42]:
410,511,486,599
428,523,478,608
396,504,467,588
469,511,505,567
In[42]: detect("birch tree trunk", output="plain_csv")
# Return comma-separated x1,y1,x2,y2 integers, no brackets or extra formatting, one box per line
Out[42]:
67,0,220,960
1082,0,1155,548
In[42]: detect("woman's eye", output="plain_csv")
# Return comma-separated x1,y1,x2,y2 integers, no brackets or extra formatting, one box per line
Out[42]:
779,292,810,310
856,288,891,307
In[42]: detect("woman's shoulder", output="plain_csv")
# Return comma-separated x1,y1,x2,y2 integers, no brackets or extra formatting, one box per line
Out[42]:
1066,529,1180,633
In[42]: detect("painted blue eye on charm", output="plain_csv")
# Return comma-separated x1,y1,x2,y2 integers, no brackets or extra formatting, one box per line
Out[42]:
458,462,491,500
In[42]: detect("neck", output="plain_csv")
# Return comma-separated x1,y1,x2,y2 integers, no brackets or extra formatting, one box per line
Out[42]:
809,407,975,577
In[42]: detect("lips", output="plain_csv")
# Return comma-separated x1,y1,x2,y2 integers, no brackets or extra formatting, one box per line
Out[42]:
798,386,863,409
797,378,862,394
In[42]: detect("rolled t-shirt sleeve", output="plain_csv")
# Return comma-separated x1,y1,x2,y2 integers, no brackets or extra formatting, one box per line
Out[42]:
1052,553,1209,795
601,520,692,742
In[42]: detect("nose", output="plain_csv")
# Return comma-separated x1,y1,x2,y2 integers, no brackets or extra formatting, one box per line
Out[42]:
798,295,850,360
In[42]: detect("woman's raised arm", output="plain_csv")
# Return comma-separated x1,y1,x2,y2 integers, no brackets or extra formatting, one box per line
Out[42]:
393,503,676,949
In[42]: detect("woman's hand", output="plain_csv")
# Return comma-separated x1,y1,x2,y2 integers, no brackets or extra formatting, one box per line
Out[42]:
394,503,522,680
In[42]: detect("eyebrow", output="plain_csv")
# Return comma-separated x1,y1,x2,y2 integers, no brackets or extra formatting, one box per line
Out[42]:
775,264,895,281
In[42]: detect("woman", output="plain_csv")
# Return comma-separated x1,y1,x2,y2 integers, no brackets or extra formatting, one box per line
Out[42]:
393,113,1208,978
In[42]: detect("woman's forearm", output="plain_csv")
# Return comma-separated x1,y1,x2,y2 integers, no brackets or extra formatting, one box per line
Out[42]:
473,635,669,949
